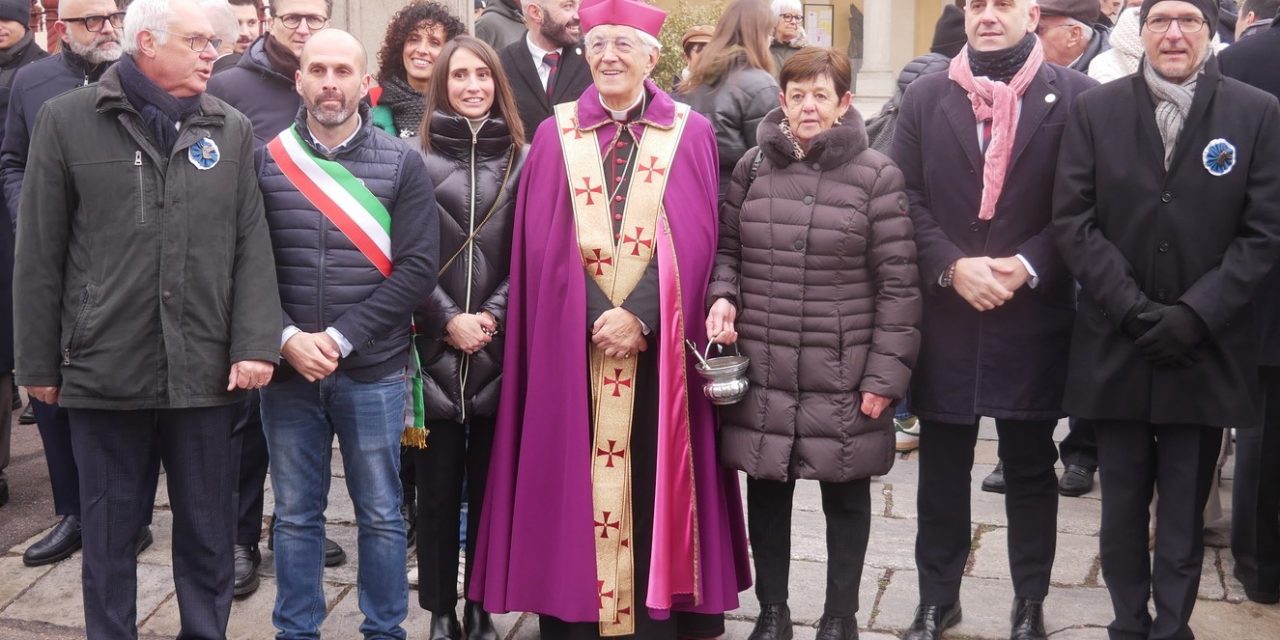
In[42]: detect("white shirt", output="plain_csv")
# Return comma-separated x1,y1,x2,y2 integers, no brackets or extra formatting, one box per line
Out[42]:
526,34,556,92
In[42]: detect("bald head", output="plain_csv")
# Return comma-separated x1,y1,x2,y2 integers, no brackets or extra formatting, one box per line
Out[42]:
300,28,367,75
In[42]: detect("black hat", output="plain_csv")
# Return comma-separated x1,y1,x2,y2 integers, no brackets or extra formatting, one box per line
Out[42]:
931,5,966,57
1140,0,1219,35
1040,0,1105,26
0,0,29,27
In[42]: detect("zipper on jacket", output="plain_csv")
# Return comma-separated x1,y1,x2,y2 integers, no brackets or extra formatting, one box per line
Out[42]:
458,128,481,423
135,151,145,225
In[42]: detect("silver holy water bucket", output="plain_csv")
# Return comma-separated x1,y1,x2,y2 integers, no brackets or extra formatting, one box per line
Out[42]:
688,341,750,406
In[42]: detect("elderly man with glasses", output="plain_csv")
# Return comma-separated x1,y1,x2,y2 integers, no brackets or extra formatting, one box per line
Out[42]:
1054,0,1280,636
14,0,280,636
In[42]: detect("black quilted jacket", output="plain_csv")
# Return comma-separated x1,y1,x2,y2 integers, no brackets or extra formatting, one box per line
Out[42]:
416,111,527,422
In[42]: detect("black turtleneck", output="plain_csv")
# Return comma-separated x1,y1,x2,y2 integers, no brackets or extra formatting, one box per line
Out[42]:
61,47,115,84
967,33,1037,84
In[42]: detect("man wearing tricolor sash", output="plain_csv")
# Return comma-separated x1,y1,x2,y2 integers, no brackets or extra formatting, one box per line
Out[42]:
256,29,438,640
468,1,751,638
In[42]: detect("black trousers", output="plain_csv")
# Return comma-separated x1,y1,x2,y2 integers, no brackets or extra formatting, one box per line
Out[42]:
747,476,871,617
31,398,81,515
414,416,495,613
231,391,268,545
916,419,1058,605
1232,367,1280,598
1058,417,1098,471
69,405,238,640
1092,420,1221,640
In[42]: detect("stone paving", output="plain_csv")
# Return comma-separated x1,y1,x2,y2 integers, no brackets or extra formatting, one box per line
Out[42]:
3,420,1280,639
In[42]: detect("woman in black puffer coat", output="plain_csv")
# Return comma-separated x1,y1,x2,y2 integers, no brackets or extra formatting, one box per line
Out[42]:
413,35,527,640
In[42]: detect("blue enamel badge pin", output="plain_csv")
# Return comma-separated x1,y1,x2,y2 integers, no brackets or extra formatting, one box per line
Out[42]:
1202,138,1235,177
189,137,220,171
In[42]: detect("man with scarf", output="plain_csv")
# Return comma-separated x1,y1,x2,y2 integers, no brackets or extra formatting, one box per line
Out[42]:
207,0,347,597
889,1,1096,638
0,0,45,511
0,0,163,571
1054,0,1280,635
14,0,281,636
468,1,751,638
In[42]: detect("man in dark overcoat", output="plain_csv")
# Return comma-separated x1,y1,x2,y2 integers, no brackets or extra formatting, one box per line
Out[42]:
1053,0,1280,636
889,1,1095,638
1218,4,1280,606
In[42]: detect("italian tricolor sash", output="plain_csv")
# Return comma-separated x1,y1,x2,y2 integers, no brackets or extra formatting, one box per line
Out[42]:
555,100,689,636
267,125,428,447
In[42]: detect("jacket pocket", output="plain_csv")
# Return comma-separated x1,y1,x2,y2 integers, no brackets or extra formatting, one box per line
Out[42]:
62,283,97,364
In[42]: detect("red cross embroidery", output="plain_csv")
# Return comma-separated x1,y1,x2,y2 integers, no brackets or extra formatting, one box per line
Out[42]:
585,248,613,276
637,156,666,183
561,117,583,139
575,177,603,205
613,606,632,624
622,227,652,256
604,368,632,397
594,511,621,539
595,439,626,468
621,537,630,549
597,580,615,608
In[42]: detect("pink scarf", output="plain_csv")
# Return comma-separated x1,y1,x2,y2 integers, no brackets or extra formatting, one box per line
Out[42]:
947,38,1045,220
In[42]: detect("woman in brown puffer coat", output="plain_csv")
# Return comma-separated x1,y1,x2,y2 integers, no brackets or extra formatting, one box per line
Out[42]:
704,47,921,640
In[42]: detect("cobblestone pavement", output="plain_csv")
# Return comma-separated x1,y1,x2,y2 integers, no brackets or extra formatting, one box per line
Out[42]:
3,420,1279,639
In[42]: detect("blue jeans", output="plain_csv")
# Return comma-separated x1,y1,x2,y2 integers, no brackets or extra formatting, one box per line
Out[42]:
261,370,409,640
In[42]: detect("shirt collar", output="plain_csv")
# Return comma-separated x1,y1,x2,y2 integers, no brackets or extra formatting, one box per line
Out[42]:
526,34,554,64
308,114,363,155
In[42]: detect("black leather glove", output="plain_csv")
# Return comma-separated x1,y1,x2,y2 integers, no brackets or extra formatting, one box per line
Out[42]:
1134,303,1209,368
1121,297,1164,340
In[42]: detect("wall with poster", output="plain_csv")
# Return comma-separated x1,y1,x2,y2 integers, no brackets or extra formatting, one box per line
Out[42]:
803,3,835,47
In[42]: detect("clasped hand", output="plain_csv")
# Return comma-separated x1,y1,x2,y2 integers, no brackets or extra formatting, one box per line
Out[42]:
952,256,1030,311
705,298,738,345
282,332,341,382
444,312,497,355
592,307,647,359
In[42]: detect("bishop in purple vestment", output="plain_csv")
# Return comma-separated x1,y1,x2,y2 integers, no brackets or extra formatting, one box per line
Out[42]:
467,0,751,638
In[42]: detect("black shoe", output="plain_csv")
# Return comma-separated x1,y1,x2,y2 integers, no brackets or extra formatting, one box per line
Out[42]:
748,602,793,640
18,404,35,424
902,604,962,640
1010,598,1046,640
0,484,8,508
1232,564,1280,604
1057,464,1095,497
463,600,498,640
136,527,153,556
430,608,463,640
325,537,346,567
981,462,1006,494
234,544,262,597
815,615,857,640
23,515,82,566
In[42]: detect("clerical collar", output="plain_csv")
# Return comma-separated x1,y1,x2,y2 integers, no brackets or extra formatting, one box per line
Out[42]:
601,90,645,122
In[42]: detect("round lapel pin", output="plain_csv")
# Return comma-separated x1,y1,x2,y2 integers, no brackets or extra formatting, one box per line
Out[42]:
1045,93,1057,104
1202,138,1236,177
188,137,220,171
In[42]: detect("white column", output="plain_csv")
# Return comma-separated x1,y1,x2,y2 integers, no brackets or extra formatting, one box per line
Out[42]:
853,0,898,116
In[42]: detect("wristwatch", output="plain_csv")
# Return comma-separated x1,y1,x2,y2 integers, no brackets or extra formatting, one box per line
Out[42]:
940,262,957,288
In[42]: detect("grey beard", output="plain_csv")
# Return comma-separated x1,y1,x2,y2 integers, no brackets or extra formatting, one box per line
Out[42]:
66,38,123,65
310,104,355,127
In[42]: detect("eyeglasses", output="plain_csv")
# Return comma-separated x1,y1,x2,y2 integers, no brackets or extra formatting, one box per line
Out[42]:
587,36,639,55
1144,15,1207,33
62,12,125,33
151,29,222,53
779,13,803,23
277,14,329,30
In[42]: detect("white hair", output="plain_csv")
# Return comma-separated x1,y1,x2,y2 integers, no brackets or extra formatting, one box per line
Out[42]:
196,0,238,48
123,0,177,54
585,24,662,54
769,0,802,17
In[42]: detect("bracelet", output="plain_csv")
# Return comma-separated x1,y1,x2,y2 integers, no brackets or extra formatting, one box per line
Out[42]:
941,263,957,288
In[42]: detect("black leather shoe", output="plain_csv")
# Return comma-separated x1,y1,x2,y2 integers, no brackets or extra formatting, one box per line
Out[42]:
1057,464,1095,497
430,608,463,640
23,515,82,566
902,603,961,640
17,403,35,424
981,462,1006,494
136,527,154,556
325,537,346,567
234,544,262,597
1233,564,1280,604
1010,598,1046,640
463,600,498,640
748,602,793,640
815,615,857,640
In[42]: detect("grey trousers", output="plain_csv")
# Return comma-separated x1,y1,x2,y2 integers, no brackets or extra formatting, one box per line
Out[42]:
0,374,14,492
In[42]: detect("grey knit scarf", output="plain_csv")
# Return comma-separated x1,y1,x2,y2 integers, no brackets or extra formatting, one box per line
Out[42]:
1142,56,1205,169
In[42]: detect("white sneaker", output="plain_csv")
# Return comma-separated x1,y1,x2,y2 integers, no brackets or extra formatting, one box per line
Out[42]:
894,415,920,452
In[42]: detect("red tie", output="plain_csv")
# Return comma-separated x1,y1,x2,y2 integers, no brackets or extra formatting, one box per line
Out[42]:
543,52,561,98
981,119,993,154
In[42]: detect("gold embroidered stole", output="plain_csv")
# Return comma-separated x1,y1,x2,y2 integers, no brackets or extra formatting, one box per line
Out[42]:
555,100,689,636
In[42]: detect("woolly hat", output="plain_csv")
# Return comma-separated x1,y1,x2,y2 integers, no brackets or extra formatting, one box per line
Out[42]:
0,0,29,27
930,5,966,57
1140,0,1219,35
